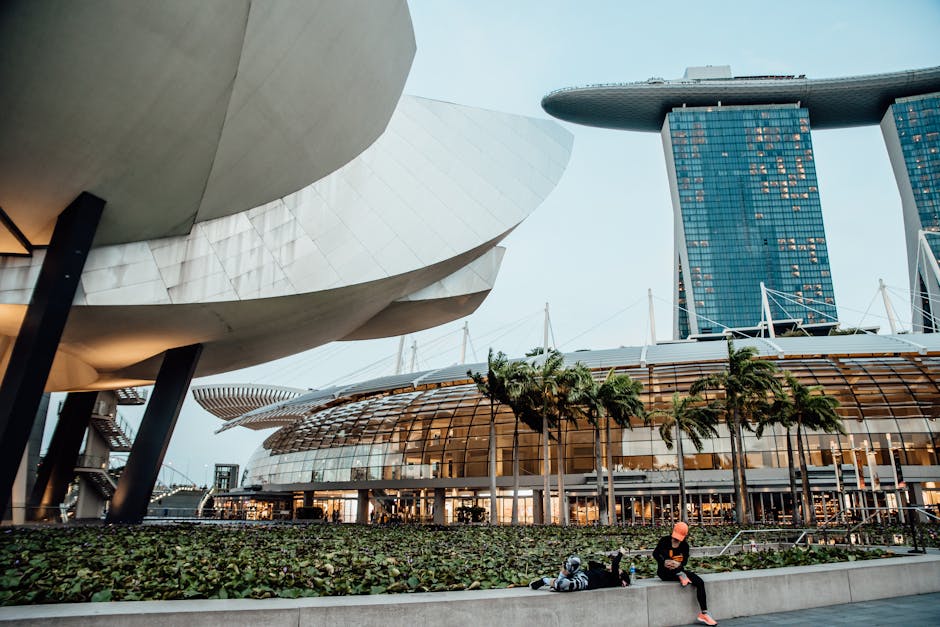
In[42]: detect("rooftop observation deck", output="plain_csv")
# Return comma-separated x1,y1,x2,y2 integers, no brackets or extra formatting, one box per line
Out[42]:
541,66,940,131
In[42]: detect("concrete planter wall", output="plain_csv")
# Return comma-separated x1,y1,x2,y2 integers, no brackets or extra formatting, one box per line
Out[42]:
1,554,938,627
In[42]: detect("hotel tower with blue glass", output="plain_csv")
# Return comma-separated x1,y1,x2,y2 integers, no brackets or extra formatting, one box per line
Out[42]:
882,92,940,332
662,100,835,337
542,65,940,338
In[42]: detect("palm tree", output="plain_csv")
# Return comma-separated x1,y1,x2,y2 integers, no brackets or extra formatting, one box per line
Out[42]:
501,359,539,525
515,348,565,524
469,349,511,524
755,393,802,526
568,366,645,524
779,372,844,526
691,339,779,524
550,362,597,526
647,392,720,523
596,370,645,525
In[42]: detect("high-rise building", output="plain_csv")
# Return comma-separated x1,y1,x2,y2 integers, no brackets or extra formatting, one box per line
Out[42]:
882,92,940,332
663,102,836,337
541,65,940,338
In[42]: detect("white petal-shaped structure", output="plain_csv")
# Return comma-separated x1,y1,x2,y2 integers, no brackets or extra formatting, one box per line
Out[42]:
0,97,573,390
0,0,415,249
191,384,307,422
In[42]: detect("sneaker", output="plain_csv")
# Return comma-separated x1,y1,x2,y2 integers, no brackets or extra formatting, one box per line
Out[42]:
678,571,690,587
529,578,546,590
696,611,717,626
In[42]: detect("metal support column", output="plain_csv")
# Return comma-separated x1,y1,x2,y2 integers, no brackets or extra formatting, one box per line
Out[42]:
0,192,105,517
357,489,370,524
28,391,98,520
107,344,202,523
432,488,445,525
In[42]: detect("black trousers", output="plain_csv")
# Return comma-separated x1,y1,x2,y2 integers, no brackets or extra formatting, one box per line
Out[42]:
586,552,624,588
657,568,707,611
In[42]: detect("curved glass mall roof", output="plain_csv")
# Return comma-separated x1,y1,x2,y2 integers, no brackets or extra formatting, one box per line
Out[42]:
541,66,940,131
198,333,940,488
200,333,940,433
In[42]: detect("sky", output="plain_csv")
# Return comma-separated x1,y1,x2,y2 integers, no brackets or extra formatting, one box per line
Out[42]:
43,0,940,486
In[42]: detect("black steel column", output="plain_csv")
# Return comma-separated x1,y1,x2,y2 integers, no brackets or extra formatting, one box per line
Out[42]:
28,391,98,520
0,192,105,517
107,344,202,524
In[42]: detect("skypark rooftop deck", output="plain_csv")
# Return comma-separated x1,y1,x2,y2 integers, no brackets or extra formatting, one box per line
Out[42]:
542,66,940,131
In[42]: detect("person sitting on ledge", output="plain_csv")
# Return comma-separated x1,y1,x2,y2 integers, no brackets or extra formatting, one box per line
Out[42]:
652,521,717,626
530,549,630,592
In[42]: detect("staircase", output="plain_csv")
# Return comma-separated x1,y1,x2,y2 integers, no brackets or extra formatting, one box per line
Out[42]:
88,393,137,452
90,412,134,452
147,487,209,518
67,389,142,518
74,455,118,499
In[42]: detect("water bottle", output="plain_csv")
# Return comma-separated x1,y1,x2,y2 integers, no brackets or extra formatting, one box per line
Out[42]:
629,563,636,585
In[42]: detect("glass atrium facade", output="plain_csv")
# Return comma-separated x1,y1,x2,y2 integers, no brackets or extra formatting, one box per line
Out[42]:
236,338,940,525
886,93,940,331
247,354,940,487
663,104,837,338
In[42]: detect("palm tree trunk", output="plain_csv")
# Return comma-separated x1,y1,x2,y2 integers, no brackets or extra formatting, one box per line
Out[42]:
785,427,801,526
605,417,616,525
727,413,741,524
733,408,750,524
557,421,568,526
595,424,607,525
511,418,519,525
488,406,497,525
542,414,551,524
796,422,815,526
676,425,687,523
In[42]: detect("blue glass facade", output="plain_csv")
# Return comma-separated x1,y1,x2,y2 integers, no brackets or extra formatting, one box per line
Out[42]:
665,104,837,338
890,93,940,330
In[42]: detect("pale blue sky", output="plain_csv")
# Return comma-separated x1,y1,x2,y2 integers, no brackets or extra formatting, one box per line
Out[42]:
47,1,940,485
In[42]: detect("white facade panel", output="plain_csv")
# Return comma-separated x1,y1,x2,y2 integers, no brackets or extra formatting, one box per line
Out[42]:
0,97,573,387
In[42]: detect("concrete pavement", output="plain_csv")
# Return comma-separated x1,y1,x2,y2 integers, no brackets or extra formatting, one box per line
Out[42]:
681,592,940,626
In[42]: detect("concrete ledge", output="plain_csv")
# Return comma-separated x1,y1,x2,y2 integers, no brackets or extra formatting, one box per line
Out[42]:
1,554,939,627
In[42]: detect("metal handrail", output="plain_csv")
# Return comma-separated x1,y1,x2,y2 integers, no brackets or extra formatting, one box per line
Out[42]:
846,506,940,536
718,528,800,555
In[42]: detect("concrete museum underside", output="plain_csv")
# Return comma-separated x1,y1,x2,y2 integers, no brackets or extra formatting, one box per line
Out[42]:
0,1,572,524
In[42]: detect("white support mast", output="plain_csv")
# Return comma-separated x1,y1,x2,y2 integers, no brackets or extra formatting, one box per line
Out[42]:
394,336,406,375
543,302,550,351
879,279,899,335
760,282,775,339
409,340,417,373
648,288,657,344
460,321,469,364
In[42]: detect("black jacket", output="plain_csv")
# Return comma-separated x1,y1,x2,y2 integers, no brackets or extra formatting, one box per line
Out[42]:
652,535,689,576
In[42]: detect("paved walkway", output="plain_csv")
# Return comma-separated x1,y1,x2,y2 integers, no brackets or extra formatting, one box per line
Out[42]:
679,592,940,626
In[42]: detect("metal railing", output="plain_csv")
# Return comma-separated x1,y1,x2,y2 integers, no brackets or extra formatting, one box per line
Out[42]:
718,507,939,555
75,454,110,469
718,528,805,555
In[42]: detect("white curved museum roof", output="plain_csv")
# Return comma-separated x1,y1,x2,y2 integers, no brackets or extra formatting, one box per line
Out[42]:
541,66,940,131
196,333,940,432
0,0,415,251
0,97,573,390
